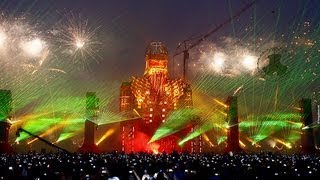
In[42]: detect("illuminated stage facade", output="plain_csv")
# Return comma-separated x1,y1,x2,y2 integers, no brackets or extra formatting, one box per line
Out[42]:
120,42,193,153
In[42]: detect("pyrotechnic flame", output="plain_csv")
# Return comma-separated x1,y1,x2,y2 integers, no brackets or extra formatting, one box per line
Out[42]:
22,38,46,57
242,55,257,71
53,12,101,68
75,38,85,49
0,30,7,48
211,52,225,73
233,85,243,96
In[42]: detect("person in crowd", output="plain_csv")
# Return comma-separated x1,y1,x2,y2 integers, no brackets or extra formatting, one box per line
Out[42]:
0,152,320,179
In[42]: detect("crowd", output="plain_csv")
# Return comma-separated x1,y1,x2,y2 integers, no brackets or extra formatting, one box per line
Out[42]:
0,152,320,179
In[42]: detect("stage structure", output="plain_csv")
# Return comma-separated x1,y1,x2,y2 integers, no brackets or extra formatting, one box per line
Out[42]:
79,92,100,153
225,96,242,152
120,42,193,153
0,89,13,153
300,98,316,153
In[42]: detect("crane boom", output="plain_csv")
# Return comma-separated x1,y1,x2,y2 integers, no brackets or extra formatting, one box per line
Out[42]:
174,0,259,80
17,128,71,154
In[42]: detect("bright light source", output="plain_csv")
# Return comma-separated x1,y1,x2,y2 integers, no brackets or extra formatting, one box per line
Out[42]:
75,38,85,49
212,52,225,72
242,55,257,70
239,140,246,147
0,30,7,48
22,38,45,57
96,129,115,146
285,143,292,149
268,140,276,148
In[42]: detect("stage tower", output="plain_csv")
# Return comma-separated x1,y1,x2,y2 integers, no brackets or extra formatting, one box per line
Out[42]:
120,42,193,153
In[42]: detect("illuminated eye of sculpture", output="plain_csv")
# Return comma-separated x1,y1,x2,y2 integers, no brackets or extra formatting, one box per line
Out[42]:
174,89,179,95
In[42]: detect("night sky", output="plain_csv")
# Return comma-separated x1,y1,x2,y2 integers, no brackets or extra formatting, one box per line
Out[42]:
1,0,318,79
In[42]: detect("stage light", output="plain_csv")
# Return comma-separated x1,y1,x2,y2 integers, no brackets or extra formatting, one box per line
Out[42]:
27,138,39,145
268,140,276,148
213,98,228,108
274,138,292,149
239,140,246,147
96,129,115,146
57,132,74,143
133,109,141,117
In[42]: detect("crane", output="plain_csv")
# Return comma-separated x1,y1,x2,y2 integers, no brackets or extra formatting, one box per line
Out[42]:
16,128,71,154
174,0,259,81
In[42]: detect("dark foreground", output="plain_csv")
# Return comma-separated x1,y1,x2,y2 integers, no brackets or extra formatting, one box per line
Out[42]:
0,152,319,179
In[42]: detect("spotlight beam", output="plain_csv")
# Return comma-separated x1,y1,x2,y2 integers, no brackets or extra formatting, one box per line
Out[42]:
96,129,115,146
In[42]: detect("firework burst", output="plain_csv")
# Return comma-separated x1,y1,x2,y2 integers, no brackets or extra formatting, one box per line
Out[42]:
52,12,101,69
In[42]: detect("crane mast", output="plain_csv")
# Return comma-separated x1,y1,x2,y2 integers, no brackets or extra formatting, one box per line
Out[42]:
174,0,259,81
